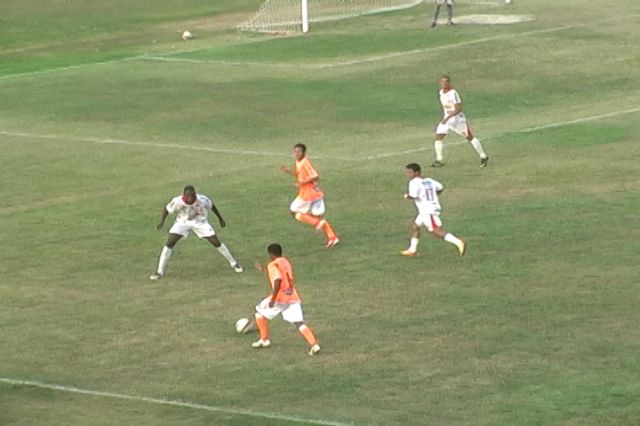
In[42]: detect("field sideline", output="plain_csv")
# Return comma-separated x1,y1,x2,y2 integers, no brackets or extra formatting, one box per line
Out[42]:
1,0,640,425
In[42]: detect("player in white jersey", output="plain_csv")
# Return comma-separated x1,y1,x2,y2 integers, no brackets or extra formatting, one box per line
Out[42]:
401,163,467,257
431,0,454,28
149,185,243,280
432,75,489,168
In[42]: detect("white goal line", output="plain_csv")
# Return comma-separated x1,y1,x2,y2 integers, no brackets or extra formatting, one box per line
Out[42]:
0,377,350,426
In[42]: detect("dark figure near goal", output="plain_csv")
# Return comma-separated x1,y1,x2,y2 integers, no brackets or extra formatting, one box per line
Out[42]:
431,0,454,28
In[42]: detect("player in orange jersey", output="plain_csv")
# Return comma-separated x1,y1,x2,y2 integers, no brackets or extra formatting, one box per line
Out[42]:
251,243,321,356
280,143,339,248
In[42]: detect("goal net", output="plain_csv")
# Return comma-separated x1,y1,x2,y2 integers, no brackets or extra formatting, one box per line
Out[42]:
238,0,505,34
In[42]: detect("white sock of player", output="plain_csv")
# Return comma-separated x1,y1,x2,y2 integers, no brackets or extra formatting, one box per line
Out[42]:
216,243,237,266
470,137,487,159
408,237,419,253
434,140,444,162
444,233,463,249
157,246,173,275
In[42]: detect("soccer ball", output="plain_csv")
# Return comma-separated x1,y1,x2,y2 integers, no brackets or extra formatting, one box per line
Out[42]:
181,30,193,40
235,318,252,334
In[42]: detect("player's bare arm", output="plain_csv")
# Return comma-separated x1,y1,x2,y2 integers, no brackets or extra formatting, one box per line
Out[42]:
210,204,226,228
156,208,169,230
280,165,295,176
269,278,282,308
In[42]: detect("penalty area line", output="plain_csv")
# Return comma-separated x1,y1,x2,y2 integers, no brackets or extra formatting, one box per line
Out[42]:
363,107,640,160
0,378,351,426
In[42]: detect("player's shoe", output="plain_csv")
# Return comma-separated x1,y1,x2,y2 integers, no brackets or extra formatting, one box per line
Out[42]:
325,237,340,248
309,344,321,356
251,339,271,348
430,21,437,28
431,161,445,168
149,272,163,281
457,240,467,257
480,157,489,168
400,250,417,257
447,20,455,26
232,263,244,273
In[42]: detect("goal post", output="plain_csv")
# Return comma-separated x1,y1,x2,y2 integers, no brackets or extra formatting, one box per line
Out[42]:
238,0,425,34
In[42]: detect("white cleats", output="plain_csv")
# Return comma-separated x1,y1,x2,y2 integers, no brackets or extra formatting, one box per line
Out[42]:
309,344,321,356
232,263,244,273
149,272,163,281
252,339,271,348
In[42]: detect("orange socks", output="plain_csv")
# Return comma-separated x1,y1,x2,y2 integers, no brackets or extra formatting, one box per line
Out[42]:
298,324,318,346
255,314,269,341
295,213,338,240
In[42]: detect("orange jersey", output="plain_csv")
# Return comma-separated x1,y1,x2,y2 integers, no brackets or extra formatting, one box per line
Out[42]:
295,157,324,201
267,257,301,304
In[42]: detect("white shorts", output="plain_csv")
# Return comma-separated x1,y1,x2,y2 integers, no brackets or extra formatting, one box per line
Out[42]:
435,0,453,5
415,214,443,232
169,220,216,239
255,297,304,323
289,196,326,216
436,115,471,138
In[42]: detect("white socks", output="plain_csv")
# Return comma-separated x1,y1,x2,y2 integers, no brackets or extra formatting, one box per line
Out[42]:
470,137,487,159
408,237,420,253
434,140,444,162
216,243,237,266
157,246,173,275
444,233,463,250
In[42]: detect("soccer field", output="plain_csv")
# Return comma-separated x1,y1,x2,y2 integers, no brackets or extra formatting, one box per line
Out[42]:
1,0,640,424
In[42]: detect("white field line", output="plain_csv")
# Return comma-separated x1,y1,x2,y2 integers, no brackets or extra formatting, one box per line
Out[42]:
0,130,291,159
143,14,640,70
0,56,143,82
363,107,640,160
0,378,350,426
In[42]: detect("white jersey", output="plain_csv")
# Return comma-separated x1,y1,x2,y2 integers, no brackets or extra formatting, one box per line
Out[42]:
439,88,465,119
408,177,444,215
166,194,213,223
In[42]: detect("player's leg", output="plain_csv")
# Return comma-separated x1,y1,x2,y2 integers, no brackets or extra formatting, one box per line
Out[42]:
430,215,467,256
401,221,422,256
290,197,322,227
203,234,244,273
284,303,320,355
312,199,340,248
431,0,443,28
432,121,448,167
455,120,489,167
252,298,280,348
446,0,454,25
150,231,184,280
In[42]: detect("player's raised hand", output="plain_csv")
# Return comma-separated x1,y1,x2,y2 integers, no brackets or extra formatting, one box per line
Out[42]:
280,165,292,175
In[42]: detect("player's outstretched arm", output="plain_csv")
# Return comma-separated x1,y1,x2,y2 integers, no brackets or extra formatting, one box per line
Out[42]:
211,204,226,227
280,165,295,177
156,208,169,230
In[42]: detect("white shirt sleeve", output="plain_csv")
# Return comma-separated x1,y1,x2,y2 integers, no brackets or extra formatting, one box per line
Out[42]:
408,180,420,198
199,195,213,209
165,197,180,214
452,90,462,104
432,179,444,192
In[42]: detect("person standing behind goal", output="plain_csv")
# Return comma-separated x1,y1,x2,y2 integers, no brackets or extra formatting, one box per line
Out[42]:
431,0,454,28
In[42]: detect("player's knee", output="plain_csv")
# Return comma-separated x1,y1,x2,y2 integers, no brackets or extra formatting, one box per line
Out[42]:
209,236,221,247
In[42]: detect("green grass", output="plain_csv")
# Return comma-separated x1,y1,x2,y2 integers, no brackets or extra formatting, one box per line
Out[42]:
1,0,640,425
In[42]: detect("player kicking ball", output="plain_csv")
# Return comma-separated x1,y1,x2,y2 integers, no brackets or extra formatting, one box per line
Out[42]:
149,185,243,280
432,75,489,168
401,163,467,257
252,243,321,356
281,143,339,248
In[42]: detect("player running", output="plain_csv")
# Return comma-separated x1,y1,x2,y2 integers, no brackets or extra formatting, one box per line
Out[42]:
431,0,454,28
432,75,489,168
401,163,467,257
281,143,339,248
252,243,321,356
149,185,243,280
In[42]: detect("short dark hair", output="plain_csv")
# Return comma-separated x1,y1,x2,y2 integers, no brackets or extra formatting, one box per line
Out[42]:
406,163,421,173
183,185,196,194
268,243,283,257
441,74,451,82
293,143,307,153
